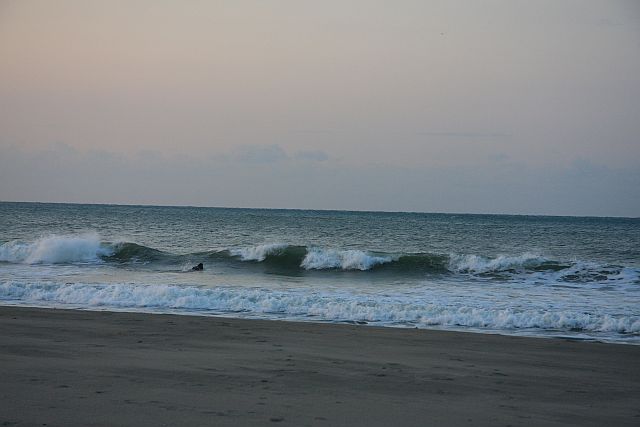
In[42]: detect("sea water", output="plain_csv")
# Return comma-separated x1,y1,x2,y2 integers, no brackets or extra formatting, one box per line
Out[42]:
1,202,638,343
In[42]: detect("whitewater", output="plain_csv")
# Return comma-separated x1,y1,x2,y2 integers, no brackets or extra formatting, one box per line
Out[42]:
1,202,639,343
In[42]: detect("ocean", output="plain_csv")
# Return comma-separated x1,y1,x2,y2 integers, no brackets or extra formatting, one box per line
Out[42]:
1,202,638,343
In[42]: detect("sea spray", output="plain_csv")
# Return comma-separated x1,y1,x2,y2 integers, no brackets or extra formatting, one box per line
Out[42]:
448,253,551,274
230,243,289,261
301,248,393,270
0,233,109,264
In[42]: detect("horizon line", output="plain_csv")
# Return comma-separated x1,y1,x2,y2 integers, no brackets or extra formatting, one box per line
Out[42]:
1,199,637,220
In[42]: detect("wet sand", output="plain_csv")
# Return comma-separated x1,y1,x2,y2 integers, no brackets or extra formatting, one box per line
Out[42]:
1,306,638,426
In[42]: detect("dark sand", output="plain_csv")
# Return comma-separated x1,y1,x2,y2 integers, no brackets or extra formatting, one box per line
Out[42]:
1,306,638,426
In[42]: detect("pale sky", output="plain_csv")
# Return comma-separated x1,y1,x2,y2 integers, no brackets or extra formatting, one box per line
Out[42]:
1,0,639,216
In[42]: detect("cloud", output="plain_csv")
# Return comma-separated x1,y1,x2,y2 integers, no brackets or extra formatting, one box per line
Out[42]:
1,144,638,216
294,150,329,162
488,152,510,163
231,145,328,163
233,144,288,164
415,131,511,139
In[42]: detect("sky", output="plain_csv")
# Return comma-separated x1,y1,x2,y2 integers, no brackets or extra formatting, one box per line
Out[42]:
1,0,639,216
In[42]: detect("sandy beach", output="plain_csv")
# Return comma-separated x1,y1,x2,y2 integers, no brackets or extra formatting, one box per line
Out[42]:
1,306,638,426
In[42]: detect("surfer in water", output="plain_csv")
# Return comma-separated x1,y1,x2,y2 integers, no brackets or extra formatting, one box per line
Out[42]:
191,263,204,271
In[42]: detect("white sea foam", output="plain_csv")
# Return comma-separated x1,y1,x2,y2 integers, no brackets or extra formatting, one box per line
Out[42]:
448,253,548,274
0,233,109,264
301,248,393,270
1,281,638,335
230,243,288,261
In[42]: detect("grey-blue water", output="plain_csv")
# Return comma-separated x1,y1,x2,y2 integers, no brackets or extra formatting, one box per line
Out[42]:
1,202,638,343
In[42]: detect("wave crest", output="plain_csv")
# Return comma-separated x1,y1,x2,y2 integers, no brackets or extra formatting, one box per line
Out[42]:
448,253,552,274
0,233,109,264
301,248,392,271
2,235,637,284
229,243,289,261
106,242,168,263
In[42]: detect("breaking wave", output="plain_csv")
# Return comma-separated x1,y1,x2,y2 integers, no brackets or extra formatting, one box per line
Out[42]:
104,242,169,263
1,235,638,284
1,281,638,336
229,243,290,261
301,248,392,270
448,253,555,273
0,233,110,264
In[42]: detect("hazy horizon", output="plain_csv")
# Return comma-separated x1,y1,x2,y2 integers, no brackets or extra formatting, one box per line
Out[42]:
1,0,639,217
3,199,639,220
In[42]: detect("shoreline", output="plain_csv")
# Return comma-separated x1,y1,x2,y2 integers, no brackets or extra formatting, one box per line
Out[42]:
2,306,639,426
2,302,637,346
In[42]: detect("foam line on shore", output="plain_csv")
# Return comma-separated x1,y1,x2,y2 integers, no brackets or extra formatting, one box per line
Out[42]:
1,281,638,336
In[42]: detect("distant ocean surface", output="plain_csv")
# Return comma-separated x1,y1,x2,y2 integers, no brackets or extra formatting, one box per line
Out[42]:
1,202,638,343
